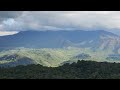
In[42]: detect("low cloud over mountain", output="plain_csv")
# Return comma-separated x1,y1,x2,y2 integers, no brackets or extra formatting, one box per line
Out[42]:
1,11,120,35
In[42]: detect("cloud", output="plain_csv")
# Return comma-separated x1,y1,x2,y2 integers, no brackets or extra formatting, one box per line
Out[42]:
0,11,23,23
0,31,18,36
0,11,22,18
15,11,120,30
1,11,120,35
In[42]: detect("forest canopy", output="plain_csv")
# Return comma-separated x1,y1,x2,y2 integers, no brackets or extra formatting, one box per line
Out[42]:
0,60,120,79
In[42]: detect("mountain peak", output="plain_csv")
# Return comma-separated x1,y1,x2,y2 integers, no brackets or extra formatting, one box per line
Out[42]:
0,30,119,52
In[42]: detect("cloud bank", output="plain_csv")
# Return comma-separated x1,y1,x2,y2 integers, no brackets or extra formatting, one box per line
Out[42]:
0,11,120,35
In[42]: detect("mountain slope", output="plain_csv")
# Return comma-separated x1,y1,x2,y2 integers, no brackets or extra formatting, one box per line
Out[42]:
1,60,120,79
0,30,120,53
0,30,120,67
0,54,37,67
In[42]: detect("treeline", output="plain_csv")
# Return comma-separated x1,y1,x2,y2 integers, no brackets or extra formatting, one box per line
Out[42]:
0,60,120,79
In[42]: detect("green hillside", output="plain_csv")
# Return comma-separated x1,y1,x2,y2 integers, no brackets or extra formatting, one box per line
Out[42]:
0,47,119,67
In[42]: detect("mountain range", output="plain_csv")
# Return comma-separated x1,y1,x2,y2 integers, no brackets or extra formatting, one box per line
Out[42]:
0,30,120,67
0,30,120,52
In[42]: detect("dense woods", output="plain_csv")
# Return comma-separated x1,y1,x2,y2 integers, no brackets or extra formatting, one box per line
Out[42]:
0,60,120,79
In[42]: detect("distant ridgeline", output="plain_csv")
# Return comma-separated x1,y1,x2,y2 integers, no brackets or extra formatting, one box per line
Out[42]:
0,30,120,53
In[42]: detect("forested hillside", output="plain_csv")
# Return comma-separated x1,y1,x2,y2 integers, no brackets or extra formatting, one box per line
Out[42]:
0,60,120,79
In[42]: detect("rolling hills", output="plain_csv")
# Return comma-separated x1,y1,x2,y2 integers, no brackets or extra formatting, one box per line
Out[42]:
0,30,120,67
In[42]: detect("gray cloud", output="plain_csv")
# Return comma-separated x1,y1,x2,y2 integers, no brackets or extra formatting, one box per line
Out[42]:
0,11,22,18
0,11,23,22
1,11,120,35
17,11,120,30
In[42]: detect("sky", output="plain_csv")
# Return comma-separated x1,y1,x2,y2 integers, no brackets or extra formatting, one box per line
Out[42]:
0,11,120,36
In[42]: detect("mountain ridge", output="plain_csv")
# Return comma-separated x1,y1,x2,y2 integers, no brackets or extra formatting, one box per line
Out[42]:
0,30,120,52
0,29,120,67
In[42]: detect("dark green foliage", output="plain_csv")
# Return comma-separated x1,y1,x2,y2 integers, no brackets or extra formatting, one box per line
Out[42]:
0,60,120,79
